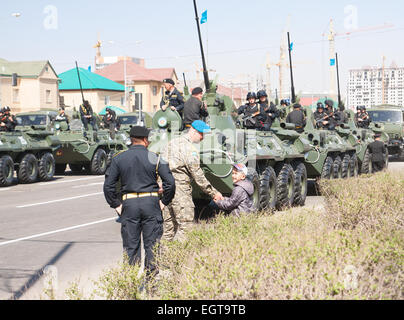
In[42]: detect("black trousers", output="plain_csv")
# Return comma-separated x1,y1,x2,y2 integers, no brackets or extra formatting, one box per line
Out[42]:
82,117,98,131
372,161,385,173
121,197,163,275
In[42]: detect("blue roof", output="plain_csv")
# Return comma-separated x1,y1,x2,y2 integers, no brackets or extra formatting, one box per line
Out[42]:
58,68,125,92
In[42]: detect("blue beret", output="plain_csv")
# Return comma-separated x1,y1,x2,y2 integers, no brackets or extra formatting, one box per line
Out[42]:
191,120,211,133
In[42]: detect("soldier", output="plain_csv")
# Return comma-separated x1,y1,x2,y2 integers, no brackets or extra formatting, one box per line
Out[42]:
160,79,185,119
286,103,306,133
368,133,387,173
102,107,117,139
324,100,339,130
314,102,328,129
161,120,224,241
238,92,260,130
1,106,17,132
55,106,69,123
104,126,176,278
80,100,98,131
0,108,6,132
356,106,371,129
183,87,209,129
256,90,278,131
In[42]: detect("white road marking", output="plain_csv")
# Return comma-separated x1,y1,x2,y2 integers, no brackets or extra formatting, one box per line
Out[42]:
16,192,104,208
38,176,104,186
0,217,116,247
0,188,11,191
72,182,104,189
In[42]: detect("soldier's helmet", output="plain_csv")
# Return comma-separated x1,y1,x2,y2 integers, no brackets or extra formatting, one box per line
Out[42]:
246,92,257,101
324,100,334,108
257,90,268,99
317,102,324,110
280,99,290,106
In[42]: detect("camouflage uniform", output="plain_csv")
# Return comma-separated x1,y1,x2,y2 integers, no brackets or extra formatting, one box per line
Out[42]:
161,134,218,241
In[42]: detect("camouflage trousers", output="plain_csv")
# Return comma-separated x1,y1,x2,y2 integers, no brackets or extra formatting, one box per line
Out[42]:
162,185,195,242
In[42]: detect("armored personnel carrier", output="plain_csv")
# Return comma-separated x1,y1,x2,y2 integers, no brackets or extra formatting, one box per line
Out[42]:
15,111,128,176
367,105,404,159
0,111,61,187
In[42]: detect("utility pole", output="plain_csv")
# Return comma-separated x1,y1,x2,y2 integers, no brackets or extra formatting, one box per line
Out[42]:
327,19,337,101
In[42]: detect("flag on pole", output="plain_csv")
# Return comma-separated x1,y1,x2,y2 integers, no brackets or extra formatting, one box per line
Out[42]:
330,59,336,66
201,10,207,24
290,42,294,51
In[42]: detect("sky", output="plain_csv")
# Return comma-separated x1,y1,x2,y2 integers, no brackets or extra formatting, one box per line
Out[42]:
1,0,403,98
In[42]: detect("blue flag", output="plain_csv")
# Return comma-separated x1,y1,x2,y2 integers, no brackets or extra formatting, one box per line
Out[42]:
290,42,294,51
330,59,336,66
201,10,207,24
88,66,92,72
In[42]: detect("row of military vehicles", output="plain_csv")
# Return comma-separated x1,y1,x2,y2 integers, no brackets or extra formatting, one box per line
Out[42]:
0,86,402,214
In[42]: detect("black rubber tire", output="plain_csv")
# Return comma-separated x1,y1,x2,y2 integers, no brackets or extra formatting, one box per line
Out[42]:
91,148,108,175
38,153,55,181
341,154,351,179
258,166,278,211
332,156,343,179
18,153,39,184
275,163,295,210
350,154,359,177
361,148,372,174
107,150,115,168
321,156,334,180
246,168,260,212
69,164,83,173
55,163,67,175
292,162,308,207
0,155,14,187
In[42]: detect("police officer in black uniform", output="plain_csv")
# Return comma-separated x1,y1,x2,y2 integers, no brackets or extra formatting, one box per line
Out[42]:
160,79,185,119
286,103,306,133
256,90,278,131
314,102,328,129
238,92,260,129
183,87,209,129
104,126,176,278
368,133,387,173
1,106,17,132
102,107,117,139
324,100,340,130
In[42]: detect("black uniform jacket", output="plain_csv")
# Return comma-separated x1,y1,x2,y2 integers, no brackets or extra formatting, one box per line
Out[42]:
368,140,387,162
104,145,176,209
286,110,306,129
160,88,185,115
183,96,209,126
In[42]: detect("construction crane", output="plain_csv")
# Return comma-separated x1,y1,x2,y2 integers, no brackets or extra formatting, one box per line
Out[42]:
323,19,394,101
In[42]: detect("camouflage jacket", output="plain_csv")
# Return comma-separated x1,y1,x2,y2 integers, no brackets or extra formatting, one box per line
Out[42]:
161,134,218,198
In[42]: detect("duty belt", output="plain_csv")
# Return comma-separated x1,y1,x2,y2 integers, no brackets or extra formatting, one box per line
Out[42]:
122,192,159,200
185,124,191,128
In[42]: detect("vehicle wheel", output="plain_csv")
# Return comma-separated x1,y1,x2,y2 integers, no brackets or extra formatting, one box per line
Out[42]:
258,166,277,211
275,163,295,210
341,154,352,179
18,153,39,184
321,156,334,180
247,168,260,212
38,153,55,181
332,156,343,179
361,148,372,174
91,148,108,175
292,162,308,207
0,155,14,187
107,150,116,167
55,163,67,175
69,164,83,174
350,154,359,177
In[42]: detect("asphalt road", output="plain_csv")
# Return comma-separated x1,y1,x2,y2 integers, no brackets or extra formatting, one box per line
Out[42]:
0,160,403,300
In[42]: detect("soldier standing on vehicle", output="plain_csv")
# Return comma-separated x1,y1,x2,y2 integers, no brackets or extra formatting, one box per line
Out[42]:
161,120,224,241
368,133,387,173
1,107,17,132
160,79,185,119
286,103,306,133
102,107,117,139
104,126,176,277
56,106,69,123
183,87,209,129
257,90,278,131
356,106,371,129
80,100,98,131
